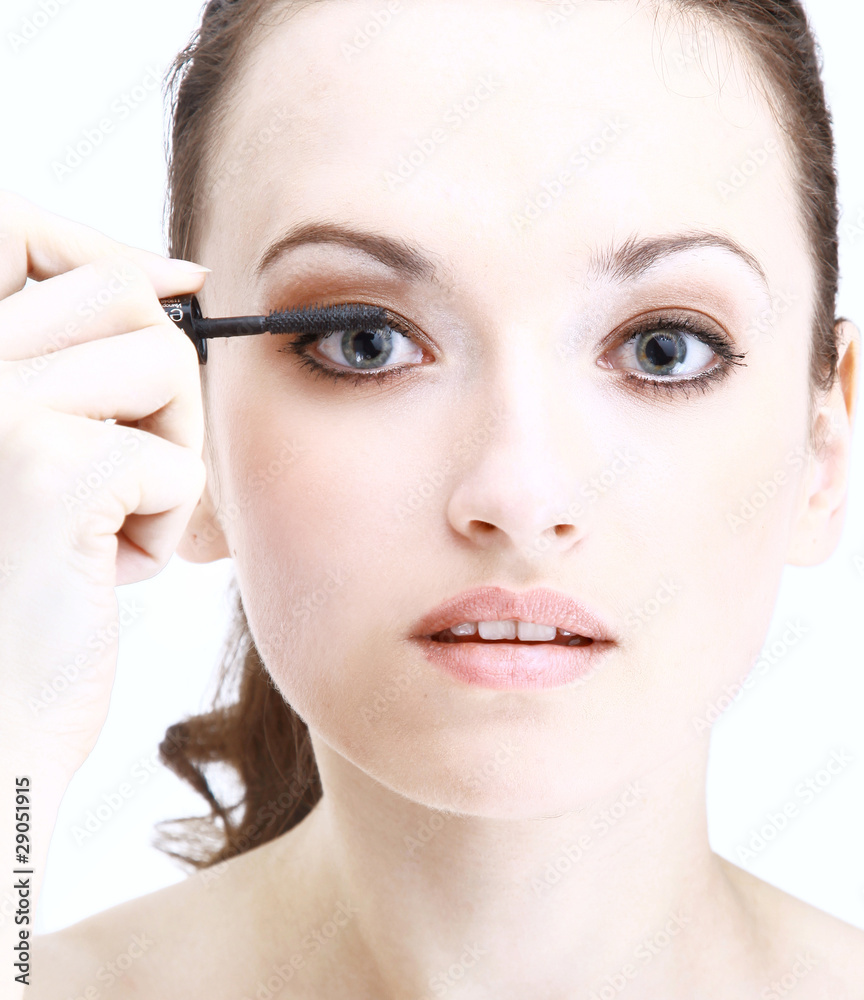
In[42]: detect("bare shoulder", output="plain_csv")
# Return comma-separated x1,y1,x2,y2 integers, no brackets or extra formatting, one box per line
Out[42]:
29,827,314,1000
718,856,864,998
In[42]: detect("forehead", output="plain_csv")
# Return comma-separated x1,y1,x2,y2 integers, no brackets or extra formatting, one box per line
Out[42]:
202,0,807,300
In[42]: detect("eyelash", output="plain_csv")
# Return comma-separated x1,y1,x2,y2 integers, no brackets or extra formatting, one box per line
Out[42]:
275,305,748,397
276,307,420,388
608,311,748,400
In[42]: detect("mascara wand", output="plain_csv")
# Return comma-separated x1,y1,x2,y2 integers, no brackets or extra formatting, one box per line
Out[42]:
160,294,390,364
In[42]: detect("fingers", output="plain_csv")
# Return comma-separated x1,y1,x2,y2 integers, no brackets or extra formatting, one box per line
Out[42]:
1,320,204,454
0,189,207,301
6,404,207,586
0,253,198,363
0,191,213,592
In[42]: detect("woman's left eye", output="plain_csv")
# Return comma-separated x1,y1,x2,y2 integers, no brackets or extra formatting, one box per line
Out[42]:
607,327,717,378
599,310,747,395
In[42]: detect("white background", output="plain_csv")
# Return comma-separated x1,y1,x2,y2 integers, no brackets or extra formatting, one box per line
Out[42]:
0,0,861,935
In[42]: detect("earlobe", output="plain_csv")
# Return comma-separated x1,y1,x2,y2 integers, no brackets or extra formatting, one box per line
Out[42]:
786,320,860,567
176,479,232,564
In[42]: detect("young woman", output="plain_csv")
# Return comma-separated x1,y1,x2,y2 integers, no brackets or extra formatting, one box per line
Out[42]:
3,0,863,995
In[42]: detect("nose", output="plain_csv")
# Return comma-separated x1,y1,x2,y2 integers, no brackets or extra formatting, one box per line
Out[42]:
445,362,593,559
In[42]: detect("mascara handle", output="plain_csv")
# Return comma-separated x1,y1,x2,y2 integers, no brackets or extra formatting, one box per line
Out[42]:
161,294,207,365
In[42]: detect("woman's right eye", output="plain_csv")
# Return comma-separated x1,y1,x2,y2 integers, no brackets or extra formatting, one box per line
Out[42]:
275,308,432,386
315,321,426,372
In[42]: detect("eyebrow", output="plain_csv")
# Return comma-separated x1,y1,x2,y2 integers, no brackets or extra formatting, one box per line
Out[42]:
255,221,770,296
588,231,770,293
255,221,439,282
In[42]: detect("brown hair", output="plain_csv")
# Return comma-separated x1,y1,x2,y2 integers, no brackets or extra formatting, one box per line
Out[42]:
155,0,841,870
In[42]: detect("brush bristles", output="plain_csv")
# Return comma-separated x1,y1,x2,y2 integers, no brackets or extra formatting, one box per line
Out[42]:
266,303,389,335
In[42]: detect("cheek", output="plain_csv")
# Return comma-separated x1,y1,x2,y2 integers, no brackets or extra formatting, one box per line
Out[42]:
221,402,437,719
601,379,809,723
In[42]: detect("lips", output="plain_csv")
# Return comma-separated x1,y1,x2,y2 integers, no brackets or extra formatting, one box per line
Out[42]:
410,586,614,643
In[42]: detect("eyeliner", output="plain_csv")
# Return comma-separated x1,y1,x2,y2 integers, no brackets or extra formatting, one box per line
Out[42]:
160,294,390,364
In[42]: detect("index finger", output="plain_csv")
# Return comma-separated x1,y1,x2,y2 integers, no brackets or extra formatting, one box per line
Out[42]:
0,190,209,301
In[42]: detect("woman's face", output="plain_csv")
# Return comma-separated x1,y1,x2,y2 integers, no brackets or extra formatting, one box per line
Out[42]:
186,0,828,815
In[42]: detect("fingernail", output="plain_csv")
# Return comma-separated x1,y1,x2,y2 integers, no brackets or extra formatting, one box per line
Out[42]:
167,258,212,273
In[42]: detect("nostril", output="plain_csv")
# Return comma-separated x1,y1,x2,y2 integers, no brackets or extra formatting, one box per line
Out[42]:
554,523,579,537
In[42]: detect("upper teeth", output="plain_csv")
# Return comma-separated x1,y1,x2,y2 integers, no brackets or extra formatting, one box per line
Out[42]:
450,620,577,641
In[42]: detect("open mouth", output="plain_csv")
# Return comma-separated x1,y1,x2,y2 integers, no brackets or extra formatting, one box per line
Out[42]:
428,623,594,647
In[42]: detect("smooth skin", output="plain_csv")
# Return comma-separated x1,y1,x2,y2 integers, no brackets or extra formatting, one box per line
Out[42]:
10,0,864,997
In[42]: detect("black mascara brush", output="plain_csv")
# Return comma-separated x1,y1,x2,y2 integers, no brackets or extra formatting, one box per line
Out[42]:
160,294,390,364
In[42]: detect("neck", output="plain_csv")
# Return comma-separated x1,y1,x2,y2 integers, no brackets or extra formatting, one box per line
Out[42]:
277,738,751,998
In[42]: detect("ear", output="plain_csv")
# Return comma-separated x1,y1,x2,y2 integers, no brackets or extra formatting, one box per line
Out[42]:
176,475,232,563
786,319,861,567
